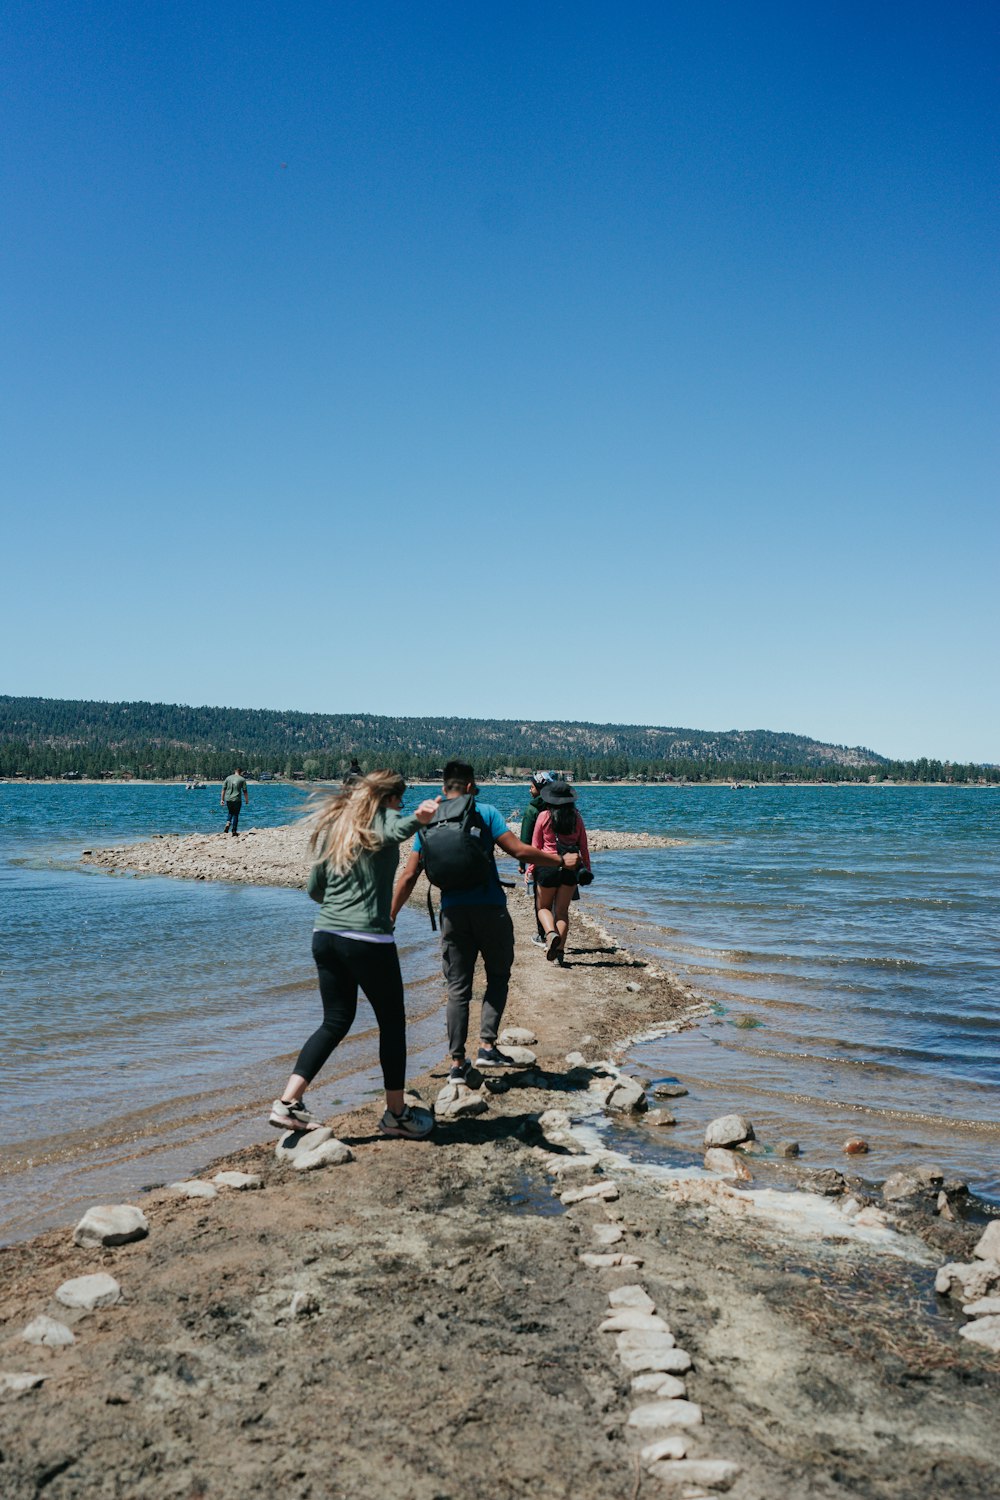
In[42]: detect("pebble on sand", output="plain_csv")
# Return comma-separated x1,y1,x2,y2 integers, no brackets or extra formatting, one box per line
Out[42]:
609,1285,656,1312
592,1222,625,1245
646,1458,741,1490
0,1372,46,1394
703,1115,754,1149
560,1181,619,1206
958,1315,1000,1353
639,1434,690,1463
73,1204,149,1248
599,1310,670,1333
580,1251,644,1268
632,1373,687,1399
55,1272,122,1311
626,1398,703,1429
168,1180,218,1200
22,1316,75,1348
618,1345,693,1375
703,1148,753,1181
212,1171,264,1190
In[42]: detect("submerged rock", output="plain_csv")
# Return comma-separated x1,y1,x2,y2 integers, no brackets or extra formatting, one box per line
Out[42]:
645,1109,677,1127
704,1115,754,1149
73,1205,149,1248
652,1082,688,1099
843,1138,870,1155
604,1078,648,1115
775,1140,800,1158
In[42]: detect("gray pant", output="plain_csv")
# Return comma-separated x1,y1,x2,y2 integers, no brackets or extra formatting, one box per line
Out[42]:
439,903,515,1056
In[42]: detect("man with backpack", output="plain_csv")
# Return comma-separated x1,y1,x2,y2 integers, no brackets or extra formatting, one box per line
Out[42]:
390,760,578,1081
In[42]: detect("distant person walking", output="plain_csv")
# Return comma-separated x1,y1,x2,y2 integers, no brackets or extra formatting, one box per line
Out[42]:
221,767,248,836
270,771,440,1140
530,780,591,963
391,760,577,1081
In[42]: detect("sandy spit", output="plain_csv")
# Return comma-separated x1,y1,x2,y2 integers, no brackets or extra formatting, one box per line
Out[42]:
3,836,998,1499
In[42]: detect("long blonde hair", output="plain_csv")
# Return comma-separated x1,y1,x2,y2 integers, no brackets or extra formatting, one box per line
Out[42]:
307,770,406,875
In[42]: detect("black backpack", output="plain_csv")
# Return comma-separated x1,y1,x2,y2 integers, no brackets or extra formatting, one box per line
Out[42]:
419,795,496,927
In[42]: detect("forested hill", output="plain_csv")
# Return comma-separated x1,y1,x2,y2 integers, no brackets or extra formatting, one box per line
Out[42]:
0,696,991,783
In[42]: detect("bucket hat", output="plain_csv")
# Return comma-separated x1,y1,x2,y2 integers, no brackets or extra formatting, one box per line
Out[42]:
539,779,575,807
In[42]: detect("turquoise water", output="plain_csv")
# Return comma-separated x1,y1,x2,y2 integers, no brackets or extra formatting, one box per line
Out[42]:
1,781,998,1238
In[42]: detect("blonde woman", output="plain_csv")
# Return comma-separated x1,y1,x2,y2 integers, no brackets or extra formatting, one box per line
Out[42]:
270,771,440,1140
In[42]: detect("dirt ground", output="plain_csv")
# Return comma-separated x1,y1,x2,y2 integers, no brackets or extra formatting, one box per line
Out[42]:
1,873,998,1499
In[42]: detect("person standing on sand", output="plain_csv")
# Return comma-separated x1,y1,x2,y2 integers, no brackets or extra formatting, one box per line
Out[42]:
221,767,248,836
270,771,441,1140
529,779,591,964
520,770,554,947
390,760,577,1082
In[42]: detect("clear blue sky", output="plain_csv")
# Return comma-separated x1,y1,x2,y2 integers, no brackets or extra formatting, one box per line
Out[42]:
2,2,996,762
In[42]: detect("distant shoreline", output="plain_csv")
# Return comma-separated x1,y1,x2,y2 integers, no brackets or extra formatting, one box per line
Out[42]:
2,777,996,790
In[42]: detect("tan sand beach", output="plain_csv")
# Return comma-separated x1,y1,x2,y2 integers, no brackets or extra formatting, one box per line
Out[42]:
1,828,998,1499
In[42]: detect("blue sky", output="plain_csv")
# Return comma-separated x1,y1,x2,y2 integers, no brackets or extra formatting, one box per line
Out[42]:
2,2,996,761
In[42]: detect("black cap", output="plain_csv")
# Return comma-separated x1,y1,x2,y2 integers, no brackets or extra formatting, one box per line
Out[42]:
540,780,575,806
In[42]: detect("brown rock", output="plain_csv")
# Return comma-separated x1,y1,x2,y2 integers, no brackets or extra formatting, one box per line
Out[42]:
843,1138,869,1155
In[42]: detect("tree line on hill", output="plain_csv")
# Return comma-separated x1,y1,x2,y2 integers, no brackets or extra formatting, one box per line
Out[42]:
0,696,996,784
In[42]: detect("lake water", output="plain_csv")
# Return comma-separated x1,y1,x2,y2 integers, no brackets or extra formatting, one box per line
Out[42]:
1,781,998,1241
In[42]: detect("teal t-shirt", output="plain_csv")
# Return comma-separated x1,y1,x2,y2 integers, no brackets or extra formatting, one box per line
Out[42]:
414,801,508,909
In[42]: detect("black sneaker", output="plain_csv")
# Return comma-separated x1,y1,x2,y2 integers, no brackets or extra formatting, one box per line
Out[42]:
476,1045,517,1069
448,1058,471,1084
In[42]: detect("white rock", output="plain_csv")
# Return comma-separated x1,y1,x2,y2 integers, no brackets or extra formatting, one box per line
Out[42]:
55,1272,122,1311
618,1345,692,1375
73,1204,149,1248
609,1285,656,1312
592,1223,625,1245
212,1171,263,1190
973,1221,1000,1262
617,1328,676,1354
579,1252,643,1268
0,1372,45,1394
633,1373,687,1399
853,1205,891,1228
291,1138,354,1171
498,1045,536,1065
22,1316,75,1348
500,1027,537,1045
645,1109,677,1127
703,1114,754,1148
288,1291,319,1317
882,1171,923,1201
640,1434,690,1463
566,1052,592,1070
601,1310,670,1333
539,1109,570,1131
545,1154,601,1177
168,1180,218,1199
275,1125,334,1162
962,1296,1000,1317
646,1458,740,1490
935,1259,1000,1302
561,1180,619,1206
604,1078,648,1114
434,1083,488,1120
703,1148,753,1181
959,1315,1000,1353
627,1398,703,1430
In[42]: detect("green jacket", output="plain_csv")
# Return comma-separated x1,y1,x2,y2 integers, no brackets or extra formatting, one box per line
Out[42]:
307,808,421,935
519,794,544,871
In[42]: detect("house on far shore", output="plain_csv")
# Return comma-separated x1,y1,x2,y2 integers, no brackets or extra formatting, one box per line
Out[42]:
61,770,82,780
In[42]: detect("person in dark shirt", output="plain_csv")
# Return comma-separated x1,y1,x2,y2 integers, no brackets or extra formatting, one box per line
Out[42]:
221,768,248,836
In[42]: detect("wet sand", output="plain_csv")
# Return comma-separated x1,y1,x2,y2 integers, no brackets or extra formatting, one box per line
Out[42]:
2,830,998,1498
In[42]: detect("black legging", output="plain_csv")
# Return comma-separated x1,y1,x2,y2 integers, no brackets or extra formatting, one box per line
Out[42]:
293,932,407,1092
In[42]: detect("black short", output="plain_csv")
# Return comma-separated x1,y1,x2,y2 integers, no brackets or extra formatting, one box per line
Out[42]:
535,866,579,889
